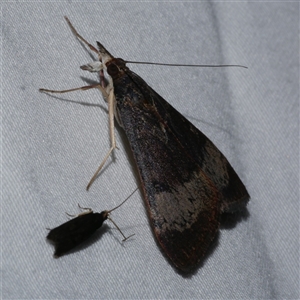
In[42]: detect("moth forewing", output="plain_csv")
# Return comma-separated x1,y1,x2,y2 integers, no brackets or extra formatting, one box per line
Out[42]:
40,17,249,272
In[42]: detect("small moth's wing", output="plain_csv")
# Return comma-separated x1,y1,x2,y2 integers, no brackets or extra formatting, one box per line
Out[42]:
47,212,107,257
110,60,249,271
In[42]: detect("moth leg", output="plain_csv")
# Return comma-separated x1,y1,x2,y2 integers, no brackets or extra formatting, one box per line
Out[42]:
64,16,108,90
65,204,93,218
76,204,93,216
39,84,109,99
86,88,116,190
64,16,98,54
107,216,135,242
77,203,93,212
40,80,115,191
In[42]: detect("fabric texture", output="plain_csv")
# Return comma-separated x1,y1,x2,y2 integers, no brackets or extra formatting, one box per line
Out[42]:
2,2,299,299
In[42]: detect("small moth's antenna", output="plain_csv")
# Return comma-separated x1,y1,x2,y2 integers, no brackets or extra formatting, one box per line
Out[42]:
125,61,248,69
108,188,138,213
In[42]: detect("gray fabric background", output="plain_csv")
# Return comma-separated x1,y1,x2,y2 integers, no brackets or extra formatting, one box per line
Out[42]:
2,2,299,299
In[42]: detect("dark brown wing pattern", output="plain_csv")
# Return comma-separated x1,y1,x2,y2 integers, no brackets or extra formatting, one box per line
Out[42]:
107,58,249,271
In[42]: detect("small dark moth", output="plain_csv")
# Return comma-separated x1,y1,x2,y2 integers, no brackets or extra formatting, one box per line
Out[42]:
40,17,249,271
47,190,136,257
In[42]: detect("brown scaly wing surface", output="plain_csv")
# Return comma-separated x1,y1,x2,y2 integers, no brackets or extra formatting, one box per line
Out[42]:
107,58,249,271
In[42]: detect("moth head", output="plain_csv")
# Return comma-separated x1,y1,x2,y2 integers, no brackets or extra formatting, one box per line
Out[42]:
106,58,127,79
96,41,114,66
80,42,115,73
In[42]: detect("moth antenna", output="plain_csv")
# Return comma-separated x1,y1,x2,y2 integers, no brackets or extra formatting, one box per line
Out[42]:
108,188,138,213
125,61,248,69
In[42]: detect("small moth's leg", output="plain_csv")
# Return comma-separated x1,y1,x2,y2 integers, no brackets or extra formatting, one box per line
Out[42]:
64,16,98,54
65,212,76,218
66,204,92,218
39,84,109,99
86,88,116,190
78,203,93,211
